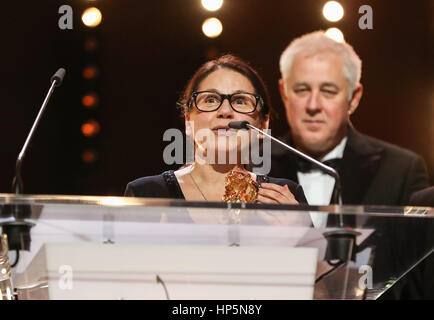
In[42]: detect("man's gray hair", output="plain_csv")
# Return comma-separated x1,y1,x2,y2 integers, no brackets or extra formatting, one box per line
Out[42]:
280,30,362,98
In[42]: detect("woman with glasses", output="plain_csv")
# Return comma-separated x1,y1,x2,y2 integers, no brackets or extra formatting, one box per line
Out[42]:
125,55,307,205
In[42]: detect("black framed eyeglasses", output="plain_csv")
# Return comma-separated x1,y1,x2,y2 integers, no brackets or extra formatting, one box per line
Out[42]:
191,91,263,114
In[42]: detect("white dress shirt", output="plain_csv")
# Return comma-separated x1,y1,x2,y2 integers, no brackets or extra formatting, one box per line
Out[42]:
297,137,347,228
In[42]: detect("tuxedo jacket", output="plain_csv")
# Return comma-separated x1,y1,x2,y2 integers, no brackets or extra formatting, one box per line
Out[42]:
409,186,434,206
270,126,430,206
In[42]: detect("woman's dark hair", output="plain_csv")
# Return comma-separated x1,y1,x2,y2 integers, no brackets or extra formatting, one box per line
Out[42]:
178,54,272,120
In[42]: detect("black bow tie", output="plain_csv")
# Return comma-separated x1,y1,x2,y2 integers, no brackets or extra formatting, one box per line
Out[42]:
296,158,342,173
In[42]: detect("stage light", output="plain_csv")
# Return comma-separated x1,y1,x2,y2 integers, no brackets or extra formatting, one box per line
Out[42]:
81,92,99,108
82,7,102,27
325,27,344,43
82,65,98,79
323,1,344,22
202,18,223,38
81,120,100,137
84,38,98,52
82,149,98,163
201,0,223,11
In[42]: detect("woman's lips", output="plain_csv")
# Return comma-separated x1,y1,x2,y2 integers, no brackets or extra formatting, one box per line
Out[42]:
303,119,325,123
212,128,236,135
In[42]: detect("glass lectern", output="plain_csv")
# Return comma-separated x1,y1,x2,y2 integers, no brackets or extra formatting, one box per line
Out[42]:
0,193,433,300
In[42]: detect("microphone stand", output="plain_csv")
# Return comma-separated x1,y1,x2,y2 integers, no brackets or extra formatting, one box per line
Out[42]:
1,68,65,257
229,121,360,265
12,76,61,194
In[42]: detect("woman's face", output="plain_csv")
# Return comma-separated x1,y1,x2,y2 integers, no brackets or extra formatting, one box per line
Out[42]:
185,68,269,163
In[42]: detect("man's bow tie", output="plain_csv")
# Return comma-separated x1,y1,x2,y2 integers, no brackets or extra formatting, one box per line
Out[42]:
296,158,342,173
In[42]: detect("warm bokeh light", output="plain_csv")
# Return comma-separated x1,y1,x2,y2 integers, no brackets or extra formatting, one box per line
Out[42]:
81,120,100,137
82,149,97,163
201,0,223,11
325,27,344,43
82,7,102,27
202,18,223,38
83,38,98,52
82,65,98,79
323,1,344,22
81,92,99,108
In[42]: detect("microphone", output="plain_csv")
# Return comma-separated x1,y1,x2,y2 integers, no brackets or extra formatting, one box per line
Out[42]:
228,120,250,130
2,68,66,256
229,121,359,267
50,68,66,87
12,68,66,194
229,121,342,206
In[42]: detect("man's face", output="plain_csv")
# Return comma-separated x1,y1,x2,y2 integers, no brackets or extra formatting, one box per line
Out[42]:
280,51,361,158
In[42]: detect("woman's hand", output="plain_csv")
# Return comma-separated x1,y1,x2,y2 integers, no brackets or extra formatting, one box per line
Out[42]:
257,183,299,205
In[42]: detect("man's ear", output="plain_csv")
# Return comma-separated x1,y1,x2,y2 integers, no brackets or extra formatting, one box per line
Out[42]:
278,78,287,102
348,84,363,115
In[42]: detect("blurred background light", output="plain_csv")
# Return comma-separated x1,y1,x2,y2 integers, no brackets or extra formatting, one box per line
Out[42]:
81,120,100,137
201,0,223,12
82,7,102,27
81,92,99,108
323,1,344,22
82,65,99,80
83,38,98,52
202,17,223,38
325,27,344,43
82,149,98,164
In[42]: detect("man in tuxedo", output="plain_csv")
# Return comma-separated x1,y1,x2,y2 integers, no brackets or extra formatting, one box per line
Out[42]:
270,31,430,207
270,31,432,300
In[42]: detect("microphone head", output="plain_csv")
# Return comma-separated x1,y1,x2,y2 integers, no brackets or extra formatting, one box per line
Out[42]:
228,121,250,130
50,68,66,87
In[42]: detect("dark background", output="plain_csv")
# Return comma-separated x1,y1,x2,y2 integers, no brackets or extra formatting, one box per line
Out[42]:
1,0,432,196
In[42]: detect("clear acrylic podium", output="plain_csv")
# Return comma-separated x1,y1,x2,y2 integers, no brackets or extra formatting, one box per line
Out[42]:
0,193,433,300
